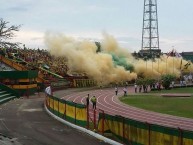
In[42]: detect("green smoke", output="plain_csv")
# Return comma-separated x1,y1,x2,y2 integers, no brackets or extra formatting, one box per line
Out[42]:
111,53,134,72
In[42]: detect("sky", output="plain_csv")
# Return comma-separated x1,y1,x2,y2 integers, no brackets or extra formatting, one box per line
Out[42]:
1,0,193,53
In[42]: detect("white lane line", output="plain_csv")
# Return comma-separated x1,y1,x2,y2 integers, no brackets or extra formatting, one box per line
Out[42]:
111,94,193,123
95,90,193,129
56,88,193,130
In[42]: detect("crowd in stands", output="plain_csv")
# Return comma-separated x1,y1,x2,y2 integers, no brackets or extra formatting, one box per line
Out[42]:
0,46,70,78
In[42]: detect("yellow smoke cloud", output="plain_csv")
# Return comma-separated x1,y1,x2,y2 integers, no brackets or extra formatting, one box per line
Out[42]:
134,55,193,79
45,32,193,84
45,32,137,85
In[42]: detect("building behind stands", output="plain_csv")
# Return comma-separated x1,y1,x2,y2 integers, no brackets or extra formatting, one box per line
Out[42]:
181,52,193,63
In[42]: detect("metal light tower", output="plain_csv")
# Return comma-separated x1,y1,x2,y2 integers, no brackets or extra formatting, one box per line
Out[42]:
141,0,160,53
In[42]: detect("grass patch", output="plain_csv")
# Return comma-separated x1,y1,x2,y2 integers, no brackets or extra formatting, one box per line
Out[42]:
150,87,193,94
120,93,193,119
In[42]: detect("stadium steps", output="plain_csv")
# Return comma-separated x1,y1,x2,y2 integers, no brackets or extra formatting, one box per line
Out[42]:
0,89,17,105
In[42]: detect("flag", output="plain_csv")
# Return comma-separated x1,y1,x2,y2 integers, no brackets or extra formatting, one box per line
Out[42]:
183,62,191,70
180,59,182,70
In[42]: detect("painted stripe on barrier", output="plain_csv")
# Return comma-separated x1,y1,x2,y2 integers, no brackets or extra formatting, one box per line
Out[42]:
44,102,123,145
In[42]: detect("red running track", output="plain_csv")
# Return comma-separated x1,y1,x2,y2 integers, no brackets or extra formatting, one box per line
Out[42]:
56,87,193,131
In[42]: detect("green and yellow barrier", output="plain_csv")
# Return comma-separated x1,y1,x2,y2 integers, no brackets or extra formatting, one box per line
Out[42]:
46,95,87,127
73,79,97,87
98,113,193,145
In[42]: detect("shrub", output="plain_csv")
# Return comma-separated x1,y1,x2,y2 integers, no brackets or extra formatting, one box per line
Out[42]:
161,74,176,89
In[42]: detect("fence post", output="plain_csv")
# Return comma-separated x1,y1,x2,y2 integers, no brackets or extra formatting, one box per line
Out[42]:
74,103,77,125
122,117,125,143
46,96,48,107
87,106,89,129
178,128,183,145
94,109,96,129
102,110,105,136
45,95,48,107
63,101,66,119
146,122,151,145
51,85,53,96
48,95,50,111
53,97,55,114
58,99,59,117
98,109,105,135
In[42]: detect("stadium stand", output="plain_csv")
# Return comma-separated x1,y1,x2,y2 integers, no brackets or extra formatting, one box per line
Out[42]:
0,46,96,98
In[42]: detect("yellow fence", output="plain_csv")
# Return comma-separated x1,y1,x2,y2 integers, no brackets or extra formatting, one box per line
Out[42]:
46,95,87,127
98,113,193,145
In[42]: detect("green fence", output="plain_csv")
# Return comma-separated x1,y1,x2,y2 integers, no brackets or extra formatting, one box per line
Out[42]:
45,93,193,145
0,70,38,79
45,94,87,127
98,113,193,145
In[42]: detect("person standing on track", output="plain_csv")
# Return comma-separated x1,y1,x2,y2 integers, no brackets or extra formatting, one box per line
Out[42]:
123,87,127,96
134,83,137,93
91,96,97,109
115,87,118,95
86,94,90,108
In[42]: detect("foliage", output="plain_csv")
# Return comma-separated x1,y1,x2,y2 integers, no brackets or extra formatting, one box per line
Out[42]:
136,77,156,86
161,74,176,89
0,18,21,49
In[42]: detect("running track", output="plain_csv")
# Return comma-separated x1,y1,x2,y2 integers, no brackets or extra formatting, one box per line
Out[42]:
54,87,193,131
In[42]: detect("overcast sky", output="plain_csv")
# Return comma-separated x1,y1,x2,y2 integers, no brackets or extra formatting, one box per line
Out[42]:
1,0,193,53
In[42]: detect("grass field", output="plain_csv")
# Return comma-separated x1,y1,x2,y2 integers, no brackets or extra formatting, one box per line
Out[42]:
120,87,193,119
150,87,193,94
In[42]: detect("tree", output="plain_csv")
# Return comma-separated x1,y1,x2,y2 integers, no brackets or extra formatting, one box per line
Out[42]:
0,18,21,49
161,74,176,90
136,77,155,86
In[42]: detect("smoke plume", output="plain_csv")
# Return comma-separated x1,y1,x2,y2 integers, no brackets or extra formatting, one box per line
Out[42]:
45,33,137,85
45,32,193,84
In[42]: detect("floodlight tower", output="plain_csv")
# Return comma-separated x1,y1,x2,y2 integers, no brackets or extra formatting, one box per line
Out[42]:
141,0,160,56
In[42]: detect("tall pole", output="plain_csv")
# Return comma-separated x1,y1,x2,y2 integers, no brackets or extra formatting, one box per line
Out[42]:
172,46,175,74
145,56,148,71
152,55,154,73
149,0,152,51
142,0,160,52
146,60,147,71
173,56,174,74
158,58,159,73
166,58,167,74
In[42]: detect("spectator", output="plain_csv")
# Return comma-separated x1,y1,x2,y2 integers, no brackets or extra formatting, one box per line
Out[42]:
139,85,142,93
134,83,137,93
115,87,118,95
45,86,52,96
86,94,90,107
123,87,127,96
91,96,97,109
